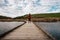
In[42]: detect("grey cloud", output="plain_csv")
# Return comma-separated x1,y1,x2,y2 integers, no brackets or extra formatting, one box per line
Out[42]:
0,0,60,17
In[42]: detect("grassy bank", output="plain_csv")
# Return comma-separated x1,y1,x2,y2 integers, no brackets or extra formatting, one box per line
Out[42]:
0,13,60,22
31,13,60,18
31,13,60,22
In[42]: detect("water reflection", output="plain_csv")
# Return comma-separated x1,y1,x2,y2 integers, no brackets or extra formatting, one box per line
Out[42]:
0,22,24,36
35,22,60,40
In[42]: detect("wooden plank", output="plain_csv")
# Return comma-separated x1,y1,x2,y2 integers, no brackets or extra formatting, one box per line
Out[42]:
1,22,52,40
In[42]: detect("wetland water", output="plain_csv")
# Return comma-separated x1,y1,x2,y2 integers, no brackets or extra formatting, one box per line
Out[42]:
34,22,60,40
0,22,24,36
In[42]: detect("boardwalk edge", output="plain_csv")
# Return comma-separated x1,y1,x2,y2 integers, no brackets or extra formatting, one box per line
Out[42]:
0,21,26,39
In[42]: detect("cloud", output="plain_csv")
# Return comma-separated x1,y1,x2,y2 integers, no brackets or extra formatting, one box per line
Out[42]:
0,0,60,17
48,1,60,12
32,0,41,7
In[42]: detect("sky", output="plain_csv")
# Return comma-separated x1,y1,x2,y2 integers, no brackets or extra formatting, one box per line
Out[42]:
0,0,60,18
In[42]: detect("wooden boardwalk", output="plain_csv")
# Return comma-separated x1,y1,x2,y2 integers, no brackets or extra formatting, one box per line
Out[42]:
1,22,53,40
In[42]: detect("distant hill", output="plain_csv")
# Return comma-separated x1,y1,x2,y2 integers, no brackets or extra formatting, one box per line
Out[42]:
31,13,60,18
13,13,60,19
14,16,25,19
0,16,12,19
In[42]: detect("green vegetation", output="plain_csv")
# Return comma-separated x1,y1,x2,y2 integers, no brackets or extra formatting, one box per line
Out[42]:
0,13,60,22
14,16,25,19
31,13,60,18
14,13,60,19
0,13,60,19
0,16,11,19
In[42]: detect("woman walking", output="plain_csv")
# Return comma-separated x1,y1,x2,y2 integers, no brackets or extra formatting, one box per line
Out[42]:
27,13,32,22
